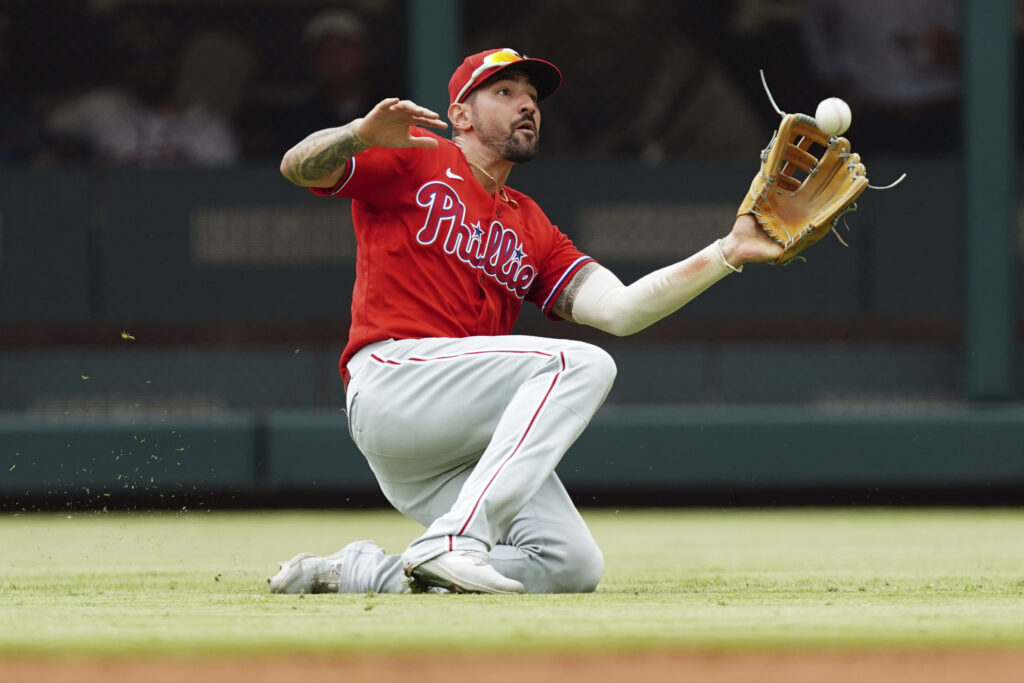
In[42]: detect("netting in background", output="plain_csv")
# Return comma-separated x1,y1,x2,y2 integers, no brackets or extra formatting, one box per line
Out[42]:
463,0,964,161
0,0,973,167
0,0,407,165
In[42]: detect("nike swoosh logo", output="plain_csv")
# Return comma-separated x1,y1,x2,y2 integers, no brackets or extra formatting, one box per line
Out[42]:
445,168,464,181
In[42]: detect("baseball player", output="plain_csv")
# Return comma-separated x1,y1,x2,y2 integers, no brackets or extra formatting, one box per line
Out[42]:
268,48,784,595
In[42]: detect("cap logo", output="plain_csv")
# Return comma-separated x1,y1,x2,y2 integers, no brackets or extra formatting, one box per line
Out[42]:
484,48,524,65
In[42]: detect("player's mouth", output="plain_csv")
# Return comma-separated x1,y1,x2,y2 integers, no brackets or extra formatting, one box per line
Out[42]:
513,117,536,134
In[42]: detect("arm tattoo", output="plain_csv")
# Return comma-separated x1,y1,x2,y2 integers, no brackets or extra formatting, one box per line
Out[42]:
281,121,371,185
552,262,601,320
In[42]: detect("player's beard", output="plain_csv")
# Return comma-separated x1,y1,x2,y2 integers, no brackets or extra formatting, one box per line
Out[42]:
481,116,539,163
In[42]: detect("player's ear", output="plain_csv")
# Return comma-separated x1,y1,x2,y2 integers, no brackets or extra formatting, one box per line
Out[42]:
448,102,472,133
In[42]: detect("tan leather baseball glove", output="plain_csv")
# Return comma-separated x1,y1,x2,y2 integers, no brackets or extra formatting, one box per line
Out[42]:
738,113,869,264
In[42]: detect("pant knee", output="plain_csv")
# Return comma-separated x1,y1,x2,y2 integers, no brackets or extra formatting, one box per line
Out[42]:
573,542,605,592
547,535,604,593
567,343,617,393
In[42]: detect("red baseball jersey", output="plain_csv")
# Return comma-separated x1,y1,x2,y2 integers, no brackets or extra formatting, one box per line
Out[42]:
312,129,594,384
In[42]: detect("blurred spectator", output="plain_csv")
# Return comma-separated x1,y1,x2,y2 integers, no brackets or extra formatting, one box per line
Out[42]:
724,0,820,116
241,9,385,160
801,0,961,154
45,12,238,167
729,0,804,35
467,1,765,163
298,10,378,126
176,28,257,123
0,15,48,165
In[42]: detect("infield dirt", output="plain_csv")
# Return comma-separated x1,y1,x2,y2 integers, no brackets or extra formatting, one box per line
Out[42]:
5,651,1024,683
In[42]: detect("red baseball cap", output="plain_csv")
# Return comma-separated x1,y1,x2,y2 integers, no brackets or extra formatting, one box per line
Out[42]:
448,48,562,104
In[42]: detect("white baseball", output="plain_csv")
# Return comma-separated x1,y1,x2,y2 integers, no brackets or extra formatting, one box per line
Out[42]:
814,97,852,137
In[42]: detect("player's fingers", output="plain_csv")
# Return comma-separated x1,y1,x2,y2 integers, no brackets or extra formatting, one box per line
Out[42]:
390,99,442,120
369,97,401,115
411,116,448,130
362,99,401,128
406,136,441,149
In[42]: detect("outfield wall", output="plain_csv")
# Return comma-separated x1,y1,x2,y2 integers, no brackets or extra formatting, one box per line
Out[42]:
0,159,966,326
2,339,1023,507
3,403,1024,508
1,160,1023,507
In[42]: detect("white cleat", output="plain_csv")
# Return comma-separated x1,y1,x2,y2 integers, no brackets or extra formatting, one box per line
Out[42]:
267,550,344,594
409,550,525,594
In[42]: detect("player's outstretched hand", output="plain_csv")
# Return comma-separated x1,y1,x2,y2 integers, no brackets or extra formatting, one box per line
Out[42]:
355,98,448,150
719,214,786,266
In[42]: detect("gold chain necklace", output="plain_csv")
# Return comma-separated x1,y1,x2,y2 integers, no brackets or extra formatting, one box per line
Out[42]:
468,161,517,207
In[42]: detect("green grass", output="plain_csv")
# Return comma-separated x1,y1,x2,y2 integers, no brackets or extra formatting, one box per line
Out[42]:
1,508,1023,657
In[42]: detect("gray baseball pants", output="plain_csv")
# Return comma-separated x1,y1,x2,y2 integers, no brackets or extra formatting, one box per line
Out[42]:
335,334,616,593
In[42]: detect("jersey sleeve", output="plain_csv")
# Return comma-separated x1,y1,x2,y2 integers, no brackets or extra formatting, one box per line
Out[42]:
526,219,595,320
309,130,434,203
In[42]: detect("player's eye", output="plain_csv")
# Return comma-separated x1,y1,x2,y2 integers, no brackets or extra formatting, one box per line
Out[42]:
496,87,509,96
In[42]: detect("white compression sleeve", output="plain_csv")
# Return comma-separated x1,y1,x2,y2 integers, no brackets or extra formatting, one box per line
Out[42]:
571,240,742,336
